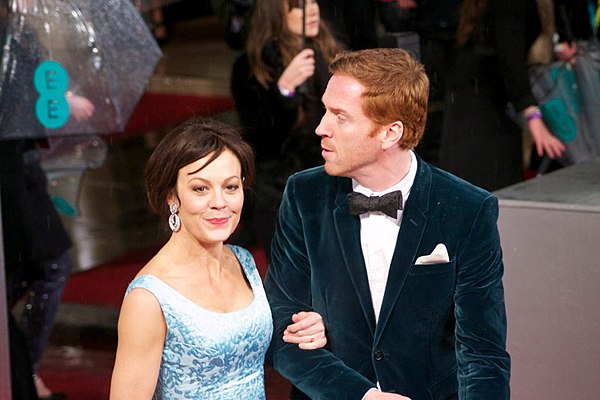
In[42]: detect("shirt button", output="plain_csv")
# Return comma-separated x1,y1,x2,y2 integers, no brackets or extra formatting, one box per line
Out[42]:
374,350,384,361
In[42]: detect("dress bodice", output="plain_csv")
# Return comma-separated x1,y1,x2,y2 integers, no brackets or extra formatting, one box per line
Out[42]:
125,245,273,400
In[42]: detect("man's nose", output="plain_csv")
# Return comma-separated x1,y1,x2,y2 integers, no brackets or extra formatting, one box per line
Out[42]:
315,115,330,137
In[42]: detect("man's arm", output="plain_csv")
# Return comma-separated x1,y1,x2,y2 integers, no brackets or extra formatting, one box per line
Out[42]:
264,175,376,399
454,195,511,399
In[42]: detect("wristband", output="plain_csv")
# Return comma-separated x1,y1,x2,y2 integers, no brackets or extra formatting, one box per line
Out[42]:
526,111,542,121
278,85,295,98
523,106,542,121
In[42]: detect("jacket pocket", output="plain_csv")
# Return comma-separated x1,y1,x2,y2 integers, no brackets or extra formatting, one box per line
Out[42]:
409,258,456,275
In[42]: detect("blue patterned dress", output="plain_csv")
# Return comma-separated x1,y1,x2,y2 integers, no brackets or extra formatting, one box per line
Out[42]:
125,245,273,400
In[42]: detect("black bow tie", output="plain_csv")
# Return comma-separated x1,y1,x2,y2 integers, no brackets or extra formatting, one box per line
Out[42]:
348,190,403,218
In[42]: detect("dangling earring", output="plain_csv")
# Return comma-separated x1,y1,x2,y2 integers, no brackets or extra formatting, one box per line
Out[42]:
168,203,180,232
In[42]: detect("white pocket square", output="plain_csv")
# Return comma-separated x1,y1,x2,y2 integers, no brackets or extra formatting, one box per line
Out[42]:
415,243,449,265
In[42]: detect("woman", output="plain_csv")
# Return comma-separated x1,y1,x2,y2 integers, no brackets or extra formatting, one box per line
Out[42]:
440,0,565,191
230,0,340,252
232,0,339,166
110,118,326,399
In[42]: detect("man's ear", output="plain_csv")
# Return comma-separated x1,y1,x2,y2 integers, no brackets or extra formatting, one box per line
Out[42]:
381,121,403,150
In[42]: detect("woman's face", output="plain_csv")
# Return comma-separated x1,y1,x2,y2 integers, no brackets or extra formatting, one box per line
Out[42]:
170,149,244,245
285,0,320,39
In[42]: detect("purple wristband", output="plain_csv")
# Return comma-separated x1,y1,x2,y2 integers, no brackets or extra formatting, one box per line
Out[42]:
278,85,295,98
527,111,542,121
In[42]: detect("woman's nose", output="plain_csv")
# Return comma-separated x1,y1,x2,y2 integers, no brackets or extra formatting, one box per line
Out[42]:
209,190,227,209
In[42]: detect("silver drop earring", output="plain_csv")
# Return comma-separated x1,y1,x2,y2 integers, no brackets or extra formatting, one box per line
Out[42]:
168,203,181,232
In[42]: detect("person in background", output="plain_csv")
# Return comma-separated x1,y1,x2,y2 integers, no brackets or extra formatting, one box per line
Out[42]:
1,139,51,400
439,0,565,191
318,0,378,50
552,0,596,62
373,0,462,166
230,0,339,254
3,139,75,400
265,48,510,399
109,118,327,399
1,4,95,397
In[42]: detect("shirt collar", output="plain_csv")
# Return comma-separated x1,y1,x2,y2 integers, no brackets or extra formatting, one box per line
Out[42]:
352,150,417,210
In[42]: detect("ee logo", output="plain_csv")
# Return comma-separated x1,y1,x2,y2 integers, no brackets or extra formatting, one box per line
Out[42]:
34,60,70,129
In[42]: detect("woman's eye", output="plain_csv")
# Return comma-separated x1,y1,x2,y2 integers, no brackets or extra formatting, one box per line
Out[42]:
193,186,208,193
225,184,240,191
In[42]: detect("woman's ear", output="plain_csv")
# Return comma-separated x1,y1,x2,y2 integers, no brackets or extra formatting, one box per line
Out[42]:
167,190,178,207
381,121,403,150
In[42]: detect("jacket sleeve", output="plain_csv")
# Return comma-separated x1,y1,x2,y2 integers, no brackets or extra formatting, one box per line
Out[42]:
490,0,539,112
230,53,301,158
264,175,376,400
454,194,511,399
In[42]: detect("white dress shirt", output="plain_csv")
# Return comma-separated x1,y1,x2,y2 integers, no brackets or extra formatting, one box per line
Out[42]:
356,151,418,400
352,151,417,323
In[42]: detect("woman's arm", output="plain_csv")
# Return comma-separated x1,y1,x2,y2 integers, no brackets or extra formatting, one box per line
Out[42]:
110,288,166,400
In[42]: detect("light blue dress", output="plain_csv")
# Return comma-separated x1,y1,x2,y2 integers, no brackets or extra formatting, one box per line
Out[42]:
125,245,273,400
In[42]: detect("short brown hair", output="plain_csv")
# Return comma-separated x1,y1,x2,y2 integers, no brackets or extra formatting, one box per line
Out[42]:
329,48,429,149
145,118,255,220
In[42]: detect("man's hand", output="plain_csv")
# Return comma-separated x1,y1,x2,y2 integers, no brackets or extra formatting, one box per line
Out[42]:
283,311,327,350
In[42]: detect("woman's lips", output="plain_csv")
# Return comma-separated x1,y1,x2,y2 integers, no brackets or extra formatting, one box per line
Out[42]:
206,217,229,225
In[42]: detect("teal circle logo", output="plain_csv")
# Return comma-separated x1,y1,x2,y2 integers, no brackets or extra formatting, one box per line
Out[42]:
34,60,70,129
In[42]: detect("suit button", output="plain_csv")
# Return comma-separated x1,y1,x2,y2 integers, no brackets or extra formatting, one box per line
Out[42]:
374,350,384,361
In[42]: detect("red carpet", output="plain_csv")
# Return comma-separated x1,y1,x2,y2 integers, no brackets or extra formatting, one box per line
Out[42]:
61,243,162,307
105,92,234,143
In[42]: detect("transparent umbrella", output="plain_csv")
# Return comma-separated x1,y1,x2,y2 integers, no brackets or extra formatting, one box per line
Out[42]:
0,0,162,139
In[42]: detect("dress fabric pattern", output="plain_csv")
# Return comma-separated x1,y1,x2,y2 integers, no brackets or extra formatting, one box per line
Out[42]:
125,245,273,400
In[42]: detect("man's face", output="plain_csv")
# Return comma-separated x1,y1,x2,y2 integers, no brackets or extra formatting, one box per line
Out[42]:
316,74,382,181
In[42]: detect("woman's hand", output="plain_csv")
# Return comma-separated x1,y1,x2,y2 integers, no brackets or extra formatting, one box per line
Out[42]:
67,93,95,122
528,117,565,159
283,311,327,350
277,48,315,94
554,41,577,64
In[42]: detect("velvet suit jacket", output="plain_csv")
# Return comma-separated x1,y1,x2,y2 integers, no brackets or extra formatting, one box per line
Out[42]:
264,155,510,400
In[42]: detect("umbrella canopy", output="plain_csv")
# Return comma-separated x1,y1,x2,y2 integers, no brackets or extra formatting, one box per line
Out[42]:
0,0,162,139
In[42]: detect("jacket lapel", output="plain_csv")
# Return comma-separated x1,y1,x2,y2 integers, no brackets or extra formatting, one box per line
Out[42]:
333,177,377,334
375,158,431,339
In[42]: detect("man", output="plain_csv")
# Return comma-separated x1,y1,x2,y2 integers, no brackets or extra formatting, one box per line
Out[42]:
375,0,462,166
264,48,510,399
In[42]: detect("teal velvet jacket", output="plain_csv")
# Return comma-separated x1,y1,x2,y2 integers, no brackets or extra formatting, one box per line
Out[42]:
264,155,510,399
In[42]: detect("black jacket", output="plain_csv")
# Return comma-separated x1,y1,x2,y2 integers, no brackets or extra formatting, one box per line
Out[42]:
1,140,71,274
230,41,329,168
